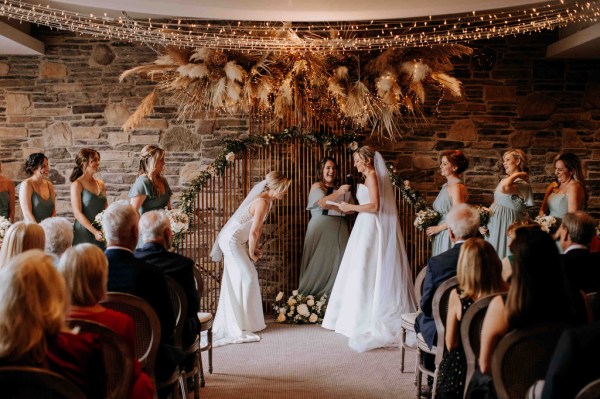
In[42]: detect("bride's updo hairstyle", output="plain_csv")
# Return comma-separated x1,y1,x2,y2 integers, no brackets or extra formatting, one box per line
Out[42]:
353,146,376,166
264,171,291,194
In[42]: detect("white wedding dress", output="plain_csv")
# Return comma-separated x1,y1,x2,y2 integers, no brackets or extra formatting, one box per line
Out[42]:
322,160,417,352
212,200,267,347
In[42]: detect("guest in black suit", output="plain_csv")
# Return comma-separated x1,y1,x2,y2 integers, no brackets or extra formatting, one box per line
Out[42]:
541,321,600,399
558,211,600,294
102,201,181,383
416,203,481,349
135,210,200,347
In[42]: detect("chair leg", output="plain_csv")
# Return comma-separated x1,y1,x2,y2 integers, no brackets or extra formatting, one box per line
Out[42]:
400,327,406,373
413,350,419,386
416,348,422,398
178,372,187,399
431,369,439,399
198,349,206,388
208,328,213,374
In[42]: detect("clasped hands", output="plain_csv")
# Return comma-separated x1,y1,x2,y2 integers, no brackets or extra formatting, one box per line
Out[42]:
250,248,262,262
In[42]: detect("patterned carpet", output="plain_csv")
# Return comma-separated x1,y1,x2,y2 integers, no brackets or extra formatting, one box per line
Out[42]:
200,318,419,399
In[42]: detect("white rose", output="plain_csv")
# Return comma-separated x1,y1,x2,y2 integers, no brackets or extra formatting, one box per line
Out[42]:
348,141,358,151
297,304,310,317
309,313,318,323
226,152,235,162
292,290,298,296
277,313,286,323
287,311,294,317
307,299,315,307
279,308,286,314
290,306,295,312
275,291,284,301
288,298,296,306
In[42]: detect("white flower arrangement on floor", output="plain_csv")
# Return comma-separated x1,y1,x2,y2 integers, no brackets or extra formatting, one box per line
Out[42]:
164,208,190,250
534,214,558,234
273,290,328,324
0,216,12,247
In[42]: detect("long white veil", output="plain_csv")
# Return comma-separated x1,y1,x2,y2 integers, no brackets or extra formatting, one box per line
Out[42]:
210,179,267,262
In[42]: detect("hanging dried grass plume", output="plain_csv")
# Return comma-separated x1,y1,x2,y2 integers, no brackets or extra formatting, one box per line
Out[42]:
122,90,158,132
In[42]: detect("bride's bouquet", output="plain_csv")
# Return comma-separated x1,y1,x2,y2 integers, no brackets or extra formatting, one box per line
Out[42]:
534,214,558,234
273,290,327,324
413,208,441,231
475,205,491,236
0,216,11,247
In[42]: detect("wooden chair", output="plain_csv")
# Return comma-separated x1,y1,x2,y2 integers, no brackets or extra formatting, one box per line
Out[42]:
194,265,214,387
67,318,133,399
460,293,506,397
491,323,568,399
576,378,600,399
0,366,86,399
416,276,458,399
400,265,427,375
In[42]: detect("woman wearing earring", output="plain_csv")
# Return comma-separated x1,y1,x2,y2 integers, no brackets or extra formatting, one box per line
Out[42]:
540,152,586,219
297,157,352,298
0,161,15,222
426,150,469,256
486,149,533,259
322,146,416,352
19,153,56,223
70,148,108,248
211,171,291,347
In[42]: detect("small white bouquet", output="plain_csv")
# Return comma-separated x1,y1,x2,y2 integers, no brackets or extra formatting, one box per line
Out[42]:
92,210,106,242
413,208,441,231
165,208,190,249
273,290,328,324
534,214,558,234
0,216,12,247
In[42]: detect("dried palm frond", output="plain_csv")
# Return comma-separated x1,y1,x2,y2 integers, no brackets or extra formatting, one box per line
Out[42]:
250,53,274,77
274,78,293,117
410,81,426,104
226,81,242,104
225,61,245,82
372,102,401,141
190,48,213,63
119,64,175,82
431,72,462,97
164,75,193,92
327,78,346,98
346,80,375,127
122,90,157,132
164,47,191,66
210,77,227,109
291,59,308,75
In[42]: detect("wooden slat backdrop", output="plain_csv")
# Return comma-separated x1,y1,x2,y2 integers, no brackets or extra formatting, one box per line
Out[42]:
178,140,431,314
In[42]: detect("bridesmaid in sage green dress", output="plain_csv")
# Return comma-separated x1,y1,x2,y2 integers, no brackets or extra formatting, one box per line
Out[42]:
540,152,586,220
298,157,352,298
70,148,107,248
19,153,56,223
129,145,172,246
0,161,16,222
426,150,469,256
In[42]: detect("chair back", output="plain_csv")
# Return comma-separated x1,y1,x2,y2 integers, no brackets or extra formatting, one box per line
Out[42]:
576,378,600,399
0,366,86,399
432,276,459,364
491,323,568,399
66,318,133,399
414,265,427,306
165,276,188,347
460,293,506,397
101,292,161,380
192,265,203,309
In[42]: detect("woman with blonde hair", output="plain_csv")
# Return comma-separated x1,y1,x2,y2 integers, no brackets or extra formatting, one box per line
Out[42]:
0,161,15,222
0,250,105,398
436,238,507,398
129,145,172,215
0,221,45,265
211,171,291,346
486,149,533,259
19,153,56,223
70,148,107,248
59,244,154,399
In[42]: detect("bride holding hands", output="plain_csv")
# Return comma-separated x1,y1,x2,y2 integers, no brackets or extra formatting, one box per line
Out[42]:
322,146,417,352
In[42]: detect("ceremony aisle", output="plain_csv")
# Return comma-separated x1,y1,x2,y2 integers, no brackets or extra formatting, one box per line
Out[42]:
200,318,418,399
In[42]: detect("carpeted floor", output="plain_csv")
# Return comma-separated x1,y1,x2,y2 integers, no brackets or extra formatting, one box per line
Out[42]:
200,318,419,399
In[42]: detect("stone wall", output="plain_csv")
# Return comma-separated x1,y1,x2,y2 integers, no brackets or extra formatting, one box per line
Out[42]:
0,28,599,218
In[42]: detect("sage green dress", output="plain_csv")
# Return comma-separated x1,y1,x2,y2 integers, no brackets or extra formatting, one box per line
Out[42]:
73,189,107,248
298,187,350,299
31,191,55,223
0,191,9,219
431,182,458,257
129,175,172,247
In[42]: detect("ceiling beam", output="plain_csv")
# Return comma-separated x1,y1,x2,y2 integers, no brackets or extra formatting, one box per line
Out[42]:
547,23,600,59
0,20,44,55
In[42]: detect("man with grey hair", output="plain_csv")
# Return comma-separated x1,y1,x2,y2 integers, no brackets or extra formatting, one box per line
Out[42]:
39,216,73,259
415,203,480,390
103,201,181,382
558,211,600,294
135,210,201,347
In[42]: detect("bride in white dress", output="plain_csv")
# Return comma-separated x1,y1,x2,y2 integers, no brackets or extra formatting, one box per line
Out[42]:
211,171,291,347
322,146,417,352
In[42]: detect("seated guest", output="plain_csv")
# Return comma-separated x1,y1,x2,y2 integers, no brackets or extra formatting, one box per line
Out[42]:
500,219,537,282
59,244,154,399
468,227,585,397
436,238,507,398
0,221,45,265
102,201,181,383
558,211,600,293
39,216,73,261
135,210,200,347
0,250,106,398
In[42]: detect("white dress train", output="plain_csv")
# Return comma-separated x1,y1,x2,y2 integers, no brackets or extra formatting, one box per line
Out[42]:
322,156,417,352
212,204,267,347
